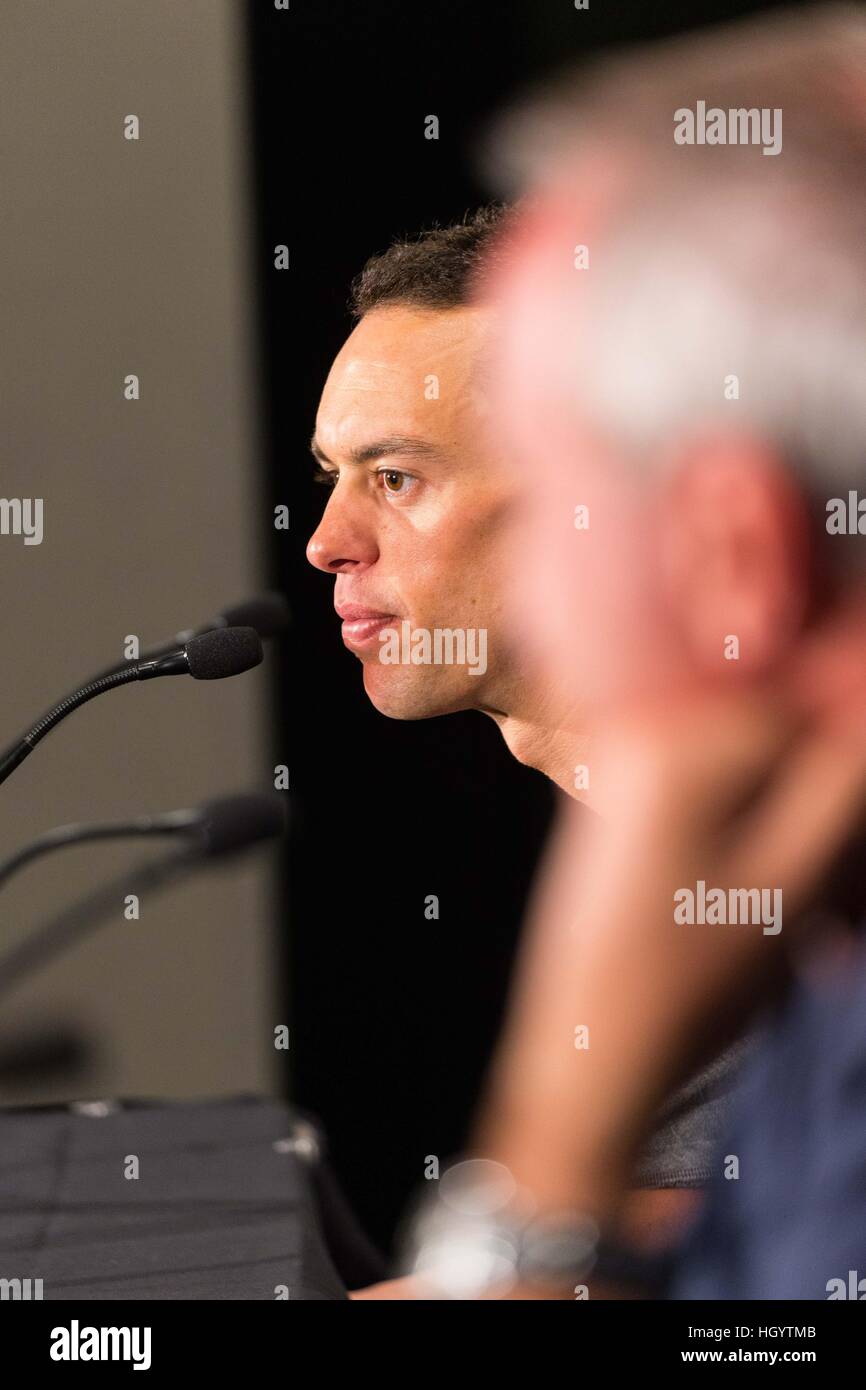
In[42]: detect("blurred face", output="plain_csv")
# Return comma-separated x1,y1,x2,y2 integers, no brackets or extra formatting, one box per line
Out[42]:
486,197,676,715
307,304,523,719
487,189,814,716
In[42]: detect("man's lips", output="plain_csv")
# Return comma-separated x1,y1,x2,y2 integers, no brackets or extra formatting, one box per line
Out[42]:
335,604,399,650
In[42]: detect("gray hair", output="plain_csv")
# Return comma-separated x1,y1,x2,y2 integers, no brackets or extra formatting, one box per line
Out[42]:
487,5,866,532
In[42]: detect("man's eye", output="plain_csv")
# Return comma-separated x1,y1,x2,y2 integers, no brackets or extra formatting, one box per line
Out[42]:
313,468,338,487
379,468,411,494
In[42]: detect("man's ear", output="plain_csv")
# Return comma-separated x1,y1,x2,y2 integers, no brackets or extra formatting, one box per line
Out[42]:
656,435,813,676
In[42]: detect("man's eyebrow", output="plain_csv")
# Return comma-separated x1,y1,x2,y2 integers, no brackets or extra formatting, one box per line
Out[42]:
309,434,442,467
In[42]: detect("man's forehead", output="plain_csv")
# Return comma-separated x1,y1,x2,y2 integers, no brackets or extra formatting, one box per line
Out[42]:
326,354,401,393
316,305,493,452
327,304,491,388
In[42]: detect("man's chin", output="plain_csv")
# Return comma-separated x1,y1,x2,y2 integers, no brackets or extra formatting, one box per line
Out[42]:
360,663,479,721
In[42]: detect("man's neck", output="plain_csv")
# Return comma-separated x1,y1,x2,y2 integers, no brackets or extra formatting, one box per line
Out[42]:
484,706,593,804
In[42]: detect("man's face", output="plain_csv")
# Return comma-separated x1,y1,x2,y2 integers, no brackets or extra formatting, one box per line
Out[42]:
307,304,522,719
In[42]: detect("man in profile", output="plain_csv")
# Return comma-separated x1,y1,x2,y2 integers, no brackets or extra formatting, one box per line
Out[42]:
306,210,745,1288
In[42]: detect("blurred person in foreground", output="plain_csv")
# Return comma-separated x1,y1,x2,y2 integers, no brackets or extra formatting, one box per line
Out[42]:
403,4,866,1299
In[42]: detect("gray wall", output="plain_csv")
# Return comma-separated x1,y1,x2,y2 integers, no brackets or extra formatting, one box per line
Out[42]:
0,1,279,1101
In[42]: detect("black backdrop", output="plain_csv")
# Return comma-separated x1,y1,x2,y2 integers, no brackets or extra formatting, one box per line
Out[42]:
246,0,810,1256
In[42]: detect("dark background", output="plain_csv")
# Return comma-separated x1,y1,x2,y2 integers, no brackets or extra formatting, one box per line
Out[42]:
247,0,811,1256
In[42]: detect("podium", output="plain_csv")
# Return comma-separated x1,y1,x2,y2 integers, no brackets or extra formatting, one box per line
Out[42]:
0,1095,386,1300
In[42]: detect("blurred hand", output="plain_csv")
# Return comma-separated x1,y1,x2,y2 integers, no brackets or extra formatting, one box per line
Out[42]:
476,666,866,1236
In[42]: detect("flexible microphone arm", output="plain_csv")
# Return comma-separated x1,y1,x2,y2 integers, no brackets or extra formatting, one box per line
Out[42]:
0,792,284,895
0,664,139,786
0,793,287,1001
0,627,262,789
0,846,199,1001
0,808,200,891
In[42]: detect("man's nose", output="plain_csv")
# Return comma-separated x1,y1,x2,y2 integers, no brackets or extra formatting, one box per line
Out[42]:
306,492,378,574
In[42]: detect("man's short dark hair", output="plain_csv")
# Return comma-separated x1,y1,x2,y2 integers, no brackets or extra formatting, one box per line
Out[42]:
350,205,508,319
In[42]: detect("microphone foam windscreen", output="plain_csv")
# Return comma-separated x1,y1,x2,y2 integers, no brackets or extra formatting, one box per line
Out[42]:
200,793,288,858
221,592,290,638
186,626,263,680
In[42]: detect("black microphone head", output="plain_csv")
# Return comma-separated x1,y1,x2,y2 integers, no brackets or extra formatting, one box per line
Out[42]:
198,793,288,858
185,626,263,680
219,592,290,639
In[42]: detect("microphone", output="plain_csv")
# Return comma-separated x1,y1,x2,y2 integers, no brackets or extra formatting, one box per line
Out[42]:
0,792,287,1001
202,592,290,643
91,591,290,679
139,625,263,680
0,792,285,892
0,627,263,788
195,791,288,857
0,1022,91,1086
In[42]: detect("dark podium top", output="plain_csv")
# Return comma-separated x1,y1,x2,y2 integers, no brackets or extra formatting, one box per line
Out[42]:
0,1095,379,1301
